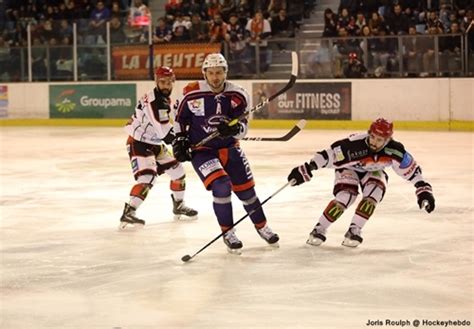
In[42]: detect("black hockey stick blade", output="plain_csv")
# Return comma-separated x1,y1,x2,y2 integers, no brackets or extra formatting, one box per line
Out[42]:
181,180,294,263
242,119,307,141
194,52,299,148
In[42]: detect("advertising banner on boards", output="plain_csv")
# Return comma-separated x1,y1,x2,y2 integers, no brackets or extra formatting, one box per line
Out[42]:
252,82,351,120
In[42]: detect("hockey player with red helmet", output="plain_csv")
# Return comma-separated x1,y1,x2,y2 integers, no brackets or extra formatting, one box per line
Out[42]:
287,118,435,247
119,66,198,229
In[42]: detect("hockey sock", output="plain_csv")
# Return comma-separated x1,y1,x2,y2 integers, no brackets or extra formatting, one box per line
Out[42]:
235,188,267,226
212,177,234,228
170,178,185,201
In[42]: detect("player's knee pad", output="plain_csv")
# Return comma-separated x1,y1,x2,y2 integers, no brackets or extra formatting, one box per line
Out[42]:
170,174,185,192
211,176,232,198
235,188,258,206
362,178,386,203
323,199,346,223
355,197,377,219
130,183,153,200
334,189,358,209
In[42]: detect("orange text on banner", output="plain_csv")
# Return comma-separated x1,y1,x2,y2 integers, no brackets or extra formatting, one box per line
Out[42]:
112,43,222,79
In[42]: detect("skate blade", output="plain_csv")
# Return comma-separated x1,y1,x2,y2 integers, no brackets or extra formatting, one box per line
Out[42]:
226,247,242,255
118,222,144,231
173,214,198,221
267,242,280,248
341,238,360,248
306,237,324,246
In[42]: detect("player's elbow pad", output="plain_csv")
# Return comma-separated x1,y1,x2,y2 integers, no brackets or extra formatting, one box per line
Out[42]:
311,150,329,169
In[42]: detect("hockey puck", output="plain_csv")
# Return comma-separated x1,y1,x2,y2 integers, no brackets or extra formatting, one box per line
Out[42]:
181,255,192,262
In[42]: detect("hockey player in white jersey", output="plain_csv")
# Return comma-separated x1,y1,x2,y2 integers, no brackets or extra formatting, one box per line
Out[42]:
287,118,435,247
119,66,198,229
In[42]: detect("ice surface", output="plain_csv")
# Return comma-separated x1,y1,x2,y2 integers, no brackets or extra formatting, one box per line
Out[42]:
0,127,472,328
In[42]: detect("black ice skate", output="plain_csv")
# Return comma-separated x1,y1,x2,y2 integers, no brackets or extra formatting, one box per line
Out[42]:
223,229,243,254
119,203,145,230
256,224,280,245
342,224,363,247
171,195,198,220
306,223,327,246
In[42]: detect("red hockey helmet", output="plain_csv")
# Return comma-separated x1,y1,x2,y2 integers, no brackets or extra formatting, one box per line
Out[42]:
369,118,393,138
155,66,175,81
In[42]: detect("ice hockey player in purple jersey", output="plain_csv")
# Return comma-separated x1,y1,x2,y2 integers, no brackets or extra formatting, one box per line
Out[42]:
119,66,198,230
172,53,279,254
287,118,435,247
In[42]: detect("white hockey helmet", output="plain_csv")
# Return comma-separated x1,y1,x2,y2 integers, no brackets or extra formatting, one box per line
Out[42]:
202,53,228,75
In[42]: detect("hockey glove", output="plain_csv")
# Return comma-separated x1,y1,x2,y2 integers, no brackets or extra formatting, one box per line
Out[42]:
172,134,192,162
415,181,435,213
216,121,242,138
288,162,314,186
162,128,175,145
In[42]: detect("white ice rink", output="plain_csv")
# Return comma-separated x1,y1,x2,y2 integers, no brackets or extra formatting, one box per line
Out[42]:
0,126,473,329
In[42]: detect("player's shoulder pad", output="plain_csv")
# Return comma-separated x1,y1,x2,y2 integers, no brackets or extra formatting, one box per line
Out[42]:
383,139,406,158
183,81,200,95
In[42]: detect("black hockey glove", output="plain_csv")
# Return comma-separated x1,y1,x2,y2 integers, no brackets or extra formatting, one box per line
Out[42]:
216,121,242,138
162,128,175,145
172,134,192,162
415,181,435,213
288,162,315,186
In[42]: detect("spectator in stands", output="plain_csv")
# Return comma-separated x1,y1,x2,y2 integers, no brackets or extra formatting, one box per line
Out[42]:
271,9,296,38
354,11,367,34
440,22,462,74
31,37,47,81
344,51,367,78
188,0,208,21
55,36,74,80
267,0,287,19
128,0,151,43
57,19,73,41
189,13,209,42
246,10,272,74
403,25,423,76
209,13,228,43
420,26,441,76
338,0,357,15
87,1,111,44
207,0,221,19
386,4,410,35
333,26,360,77
110,15,127,44
337,7,351,30
226,12,251,75
153,17,173,43
322,8,338,37
220,0,236,21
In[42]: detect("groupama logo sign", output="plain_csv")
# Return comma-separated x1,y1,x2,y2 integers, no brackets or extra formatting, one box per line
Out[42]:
50,84,136,118
55,89,76,113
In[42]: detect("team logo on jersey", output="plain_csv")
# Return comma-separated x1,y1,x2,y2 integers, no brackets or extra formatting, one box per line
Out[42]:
187,98,205,116
334,146,345,162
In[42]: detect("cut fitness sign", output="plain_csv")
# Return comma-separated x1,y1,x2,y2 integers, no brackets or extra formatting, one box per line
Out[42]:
49,84,136,118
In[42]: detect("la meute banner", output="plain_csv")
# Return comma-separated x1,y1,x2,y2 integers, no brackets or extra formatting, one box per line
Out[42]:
252,82,351,120
112,43,222,79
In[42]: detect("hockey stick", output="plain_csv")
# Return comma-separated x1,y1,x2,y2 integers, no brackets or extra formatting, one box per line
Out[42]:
193,51,299,148
242,119,306,142
181,180,294,263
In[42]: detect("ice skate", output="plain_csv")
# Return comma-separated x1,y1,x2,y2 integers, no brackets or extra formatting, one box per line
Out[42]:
306,223,327,246
119,203,145,230
171,195,198,220
256,224,279,245
342,224,363,247
223,229,243,254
